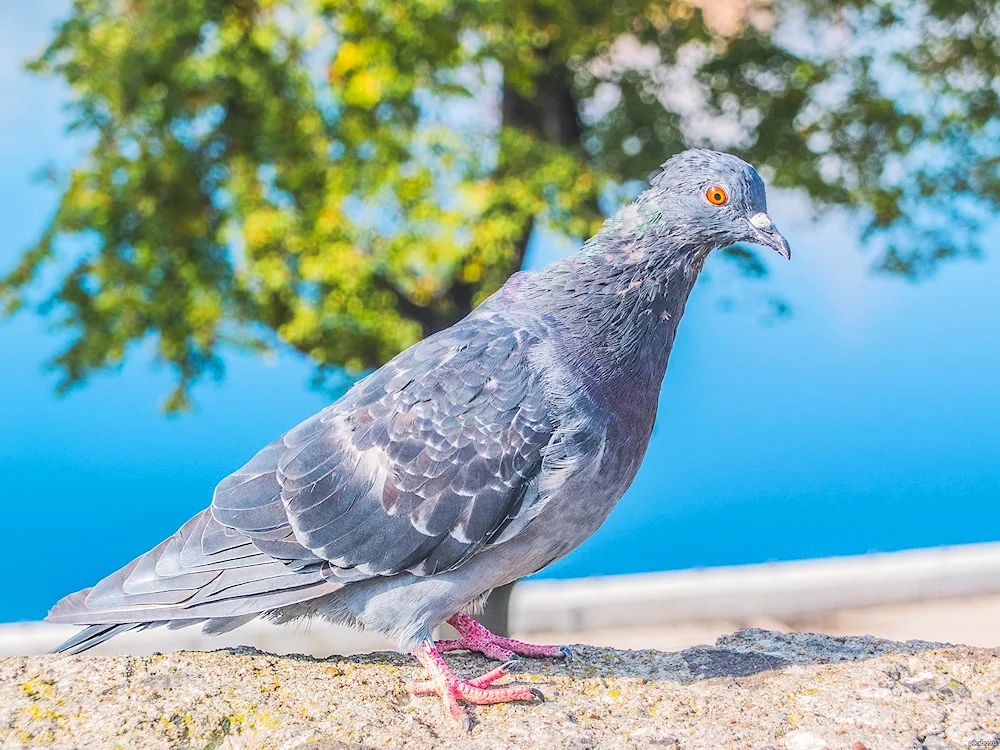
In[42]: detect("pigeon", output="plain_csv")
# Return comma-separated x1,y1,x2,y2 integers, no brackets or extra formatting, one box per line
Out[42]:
48,149,791,729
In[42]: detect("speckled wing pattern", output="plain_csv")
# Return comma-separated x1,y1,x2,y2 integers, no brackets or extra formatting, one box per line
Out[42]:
47,313,557,636
213,313,554,581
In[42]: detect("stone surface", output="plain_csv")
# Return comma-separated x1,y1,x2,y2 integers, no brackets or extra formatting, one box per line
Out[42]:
1,628,997,749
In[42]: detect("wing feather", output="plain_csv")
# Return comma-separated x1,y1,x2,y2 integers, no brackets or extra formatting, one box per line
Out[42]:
49,311,568,640
47,509,337,627
211,314,557,580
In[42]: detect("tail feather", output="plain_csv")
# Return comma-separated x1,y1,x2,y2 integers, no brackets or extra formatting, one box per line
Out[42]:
166,618,206,631
202,614,258,635
162,616,255,634
47,510,343,652
51,623,143,655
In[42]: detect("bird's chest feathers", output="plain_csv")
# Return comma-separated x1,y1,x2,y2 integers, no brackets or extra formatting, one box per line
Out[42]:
553,260,695,474
575,274,685,400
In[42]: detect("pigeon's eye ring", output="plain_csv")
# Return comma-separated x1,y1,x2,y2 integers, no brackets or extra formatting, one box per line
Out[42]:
706,186,728,205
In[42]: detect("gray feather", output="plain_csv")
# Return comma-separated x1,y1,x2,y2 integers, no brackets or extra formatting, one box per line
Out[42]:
48,149,790,655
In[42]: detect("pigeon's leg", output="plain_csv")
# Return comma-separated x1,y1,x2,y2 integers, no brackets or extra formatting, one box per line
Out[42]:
435,612,573,662
409,640,544,730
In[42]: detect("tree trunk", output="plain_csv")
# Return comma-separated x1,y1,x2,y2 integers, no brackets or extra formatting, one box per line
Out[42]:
475,56,583,637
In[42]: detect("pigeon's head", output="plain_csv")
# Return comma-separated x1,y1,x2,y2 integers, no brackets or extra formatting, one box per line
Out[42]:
639,149,791,260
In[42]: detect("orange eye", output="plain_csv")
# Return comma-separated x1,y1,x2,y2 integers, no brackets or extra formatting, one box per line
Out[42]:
706,186,728,205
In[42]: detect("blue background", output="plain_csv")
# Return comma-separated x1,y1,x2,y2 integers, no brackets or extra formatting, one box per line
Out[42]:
2,2,998,623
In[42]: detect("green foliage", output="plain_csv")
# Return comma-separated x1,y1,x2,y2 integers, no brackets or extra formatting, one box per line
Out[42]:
3,0,998,409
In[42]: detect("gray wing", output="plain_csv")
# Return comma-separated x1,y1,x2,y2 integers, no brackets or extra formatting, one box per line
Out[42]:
47,312,558,646
46,507,339,629
212,314,555,581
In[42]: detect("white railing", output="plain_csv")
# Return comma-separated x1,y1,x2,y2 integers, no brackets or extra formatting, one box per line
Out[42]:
511,541,1000,633
4,542,999,656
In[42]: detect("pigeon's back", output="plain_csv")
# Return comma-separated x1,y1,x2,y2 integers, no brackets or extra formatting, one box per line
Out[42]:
46,297,596,652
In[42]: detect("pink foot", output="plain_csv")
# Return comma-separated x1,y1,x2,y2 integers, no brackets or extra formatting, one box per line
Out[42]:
409,640,544,730
436,612,573,663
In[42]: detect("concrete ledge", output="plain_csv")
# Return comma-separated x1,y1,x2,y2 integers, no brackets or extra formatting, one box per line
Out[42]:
0,619,393,659
2,629,998,749
511,542,1000,633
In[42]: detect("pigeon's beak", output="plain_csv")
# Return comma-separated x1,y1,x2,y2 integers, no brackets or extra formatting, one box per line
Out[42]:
748,213,791,260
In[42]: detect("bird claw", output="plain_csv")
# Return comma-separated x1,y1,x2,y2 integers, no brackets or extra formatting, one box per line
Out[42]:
441,612,574,663
500,657,520,672
460,713,473,733
411,641,547,731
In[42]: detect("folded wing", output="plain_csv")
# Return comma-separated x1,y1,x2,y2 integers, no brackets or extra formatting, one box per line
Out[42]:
214,314,555,580
49,312,558,643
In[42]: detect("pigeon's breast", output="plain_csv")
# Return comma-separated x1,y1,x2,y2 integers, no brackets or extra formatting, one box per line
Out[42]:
493,418,645,581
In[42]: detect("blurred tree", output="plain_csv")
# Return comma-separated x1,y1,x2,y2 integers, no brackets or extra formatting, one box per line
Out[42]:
3,0,998,411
